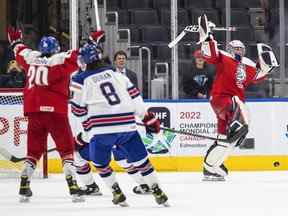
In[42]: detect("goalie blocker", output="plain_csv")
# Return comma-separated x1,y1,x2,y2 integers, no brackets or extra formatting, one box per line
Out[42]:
256,43,279,79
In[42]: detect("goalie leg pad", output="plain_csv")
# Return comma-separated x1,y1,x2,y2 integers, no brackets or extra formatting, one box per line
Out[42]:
203,139,232,177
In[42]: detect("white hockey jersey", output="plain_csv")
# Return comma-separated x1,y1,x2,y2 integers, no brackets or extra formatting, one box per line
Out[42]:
70,66,146,139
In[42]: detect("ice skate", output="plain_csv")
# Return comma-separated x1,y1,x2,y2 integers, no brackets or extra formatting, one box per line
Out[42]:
151,184,169,207
66,175,85,202
133,184,151,195
111,183,128,207
202,166,226,182
81,182,102,196
19,175,33,203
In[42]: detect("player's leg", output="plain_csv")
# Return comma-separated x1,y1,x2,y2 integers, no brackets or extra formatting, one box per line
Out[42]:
112,145,150,194
75,146,101,195
203,96,248,181
227,96,249,143
90,134,127,206
122,131,169,206
48,113,84,202
19,113,47,202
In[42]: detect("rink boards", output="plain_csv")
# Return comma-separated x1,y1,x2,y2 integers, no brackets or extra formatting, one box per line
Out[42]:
1,99,288,172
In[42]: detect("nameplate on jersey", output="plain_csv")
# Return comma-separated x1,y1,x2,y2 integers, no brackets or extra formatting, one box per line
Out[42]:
40,106,54,112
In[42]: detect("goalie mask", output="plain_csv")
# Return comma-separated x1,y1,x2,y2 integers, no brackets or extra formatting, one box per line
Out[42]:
227,40,246,62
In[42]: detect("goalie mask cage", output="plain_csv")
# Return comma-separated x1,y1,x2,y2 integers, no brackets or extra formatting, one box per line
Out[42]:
0,88,48,178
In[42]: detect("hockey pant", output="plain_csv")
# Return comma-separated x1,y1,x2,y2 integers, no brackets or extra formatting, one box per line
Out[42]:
90,131,159,189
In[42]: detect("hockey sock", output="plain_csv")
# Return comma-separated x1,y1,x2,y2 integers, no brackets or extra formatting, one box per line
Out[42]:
76,162,95,186
94,164,116,191
21,157,37,180
116,159,146,185
63,159,76,179
133,158,158,188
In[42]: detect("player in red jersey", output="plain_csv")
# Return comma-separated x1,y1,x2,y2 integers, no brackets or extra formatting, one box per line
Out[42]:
197,15,279,181
7,26,85,202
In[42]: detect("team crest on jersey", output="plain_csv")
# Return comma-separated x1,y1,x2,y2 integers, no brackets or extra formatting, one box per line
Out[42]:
235,63,246,89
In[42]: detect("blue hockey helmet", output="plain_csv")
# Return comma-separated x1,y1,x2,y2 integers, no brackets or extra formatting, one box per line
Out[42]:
38,36,60,55
78,42,102,65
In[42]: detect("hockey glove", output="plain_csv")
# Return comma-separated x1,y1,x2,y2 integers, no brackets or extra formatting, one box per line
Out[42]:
142,112,160,134
74,132,89,151
89,30,105,44
7,26,23,47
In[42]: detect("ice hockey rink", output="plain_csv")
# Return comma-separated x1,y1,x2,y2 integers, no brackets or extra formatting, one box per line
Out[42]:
1,171,288,216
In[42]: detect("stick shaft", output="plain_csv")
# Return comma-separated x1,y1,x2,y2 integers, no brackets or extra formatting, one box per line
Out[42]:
168,25,236,48
0,147,57,163
168,30,186,48
94,0,101,31
136,123,227,142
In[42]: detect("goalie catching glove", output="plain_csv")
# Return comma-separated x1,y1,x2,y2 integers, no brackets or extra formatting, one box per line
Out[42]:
142,112,160,134
197,14,213,44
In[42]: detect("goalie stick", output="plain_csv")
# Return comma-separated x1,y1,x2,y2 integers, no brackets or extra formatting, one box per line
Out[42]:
0,147,57,163
136,122,245,143
168,24,236,48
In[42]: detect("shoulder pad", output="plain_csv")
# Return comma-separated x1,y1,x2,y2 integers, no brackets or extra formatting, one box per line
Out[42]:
219,50,233,58
242,57,256,67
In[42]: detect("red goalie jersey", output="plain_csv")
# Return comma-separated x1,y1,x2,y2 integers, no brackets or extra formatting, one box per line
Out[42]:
201,40,262,102
14,44,79,115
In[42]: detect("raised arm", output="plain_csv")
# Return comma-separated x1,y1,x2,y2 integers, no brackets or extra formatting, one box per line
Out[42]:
7,26,38,72
201,39,220,64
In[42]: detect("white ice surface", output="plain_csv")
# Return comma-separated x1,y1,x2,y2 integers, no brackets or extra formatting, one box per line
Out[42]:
1,171,288,216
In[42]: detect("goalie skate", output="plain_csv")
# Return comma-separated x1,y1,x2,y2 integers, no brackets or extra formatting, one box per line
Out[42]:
151,184,170,207
19,175,33,203
202,166,226,182
112,183,128,207
133,184,151,195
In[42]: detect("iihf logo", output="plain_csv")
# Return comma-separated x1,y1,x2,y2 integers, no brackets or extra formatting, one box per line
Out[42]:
147,107,170,128
144,107,174,154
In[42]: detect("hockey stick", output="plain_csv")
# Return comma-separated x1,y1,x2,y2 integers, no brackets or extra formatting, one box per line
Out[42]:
93,0,101,31
136,122,226,142
0,147,57,163
137,122,249,144
168,24,236,48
